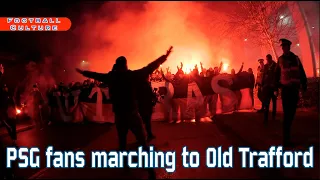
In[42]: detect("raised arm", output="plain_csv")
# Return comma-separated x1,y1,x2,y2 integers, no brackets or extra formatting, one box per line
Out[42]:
136,46,173,77
218,62,223,73
76,68,109,83
161,69,172,83
200,62,204,72
237,62,244,74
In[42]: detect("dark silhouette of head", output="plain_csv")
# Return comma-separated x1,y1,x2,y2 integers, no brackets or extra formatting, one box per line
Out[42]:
248,68,253,74
258,59,264,66
32,84,39,91
213,67,219,74
266,54,273,64
115,56,128,71
280,38,292,54
231,68,235,75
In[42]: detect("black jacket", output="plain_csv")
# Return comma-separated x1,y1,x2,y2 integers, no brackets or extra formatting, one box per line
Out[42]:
81,55,167,114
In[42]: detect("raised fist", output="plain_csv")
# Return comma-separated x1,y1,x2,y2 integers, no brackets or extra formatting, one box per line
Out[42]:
166,46,173,57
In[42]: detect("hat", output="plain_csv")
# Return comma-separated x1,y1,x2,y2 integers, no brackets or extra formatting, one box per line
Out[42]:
279,38,292,46
258,59,264,62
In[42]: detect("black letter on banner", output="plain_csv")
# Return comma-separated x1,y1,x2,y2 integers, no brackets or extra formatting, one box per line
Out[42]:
211,74,237,112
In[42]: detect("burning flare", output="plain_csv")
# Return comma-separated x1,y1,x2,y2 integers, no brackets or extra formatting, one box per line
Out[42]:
16,109,21,115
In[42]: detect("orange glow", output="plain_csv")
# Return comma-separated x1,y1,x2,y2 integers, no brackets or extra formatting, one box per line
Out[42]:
222,63,229,72
69,2,264,78
183,63,194,74
16,109,21,114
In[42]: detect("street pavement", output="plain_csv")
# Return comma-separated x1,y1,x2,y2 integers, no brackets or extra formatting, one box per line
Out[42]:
1,110,319,179
215,110,319,179
1,122,113,179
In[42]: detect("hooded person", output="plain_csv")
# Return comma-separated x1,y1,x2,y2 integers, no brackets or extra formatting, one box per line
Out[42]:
261,54,277,125
112,61,156,141
76,46,173,179
29,84,45,130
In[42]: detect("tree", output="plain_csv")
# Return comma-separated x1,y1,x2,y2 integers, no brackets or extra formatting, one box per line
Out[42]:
222,1,302,59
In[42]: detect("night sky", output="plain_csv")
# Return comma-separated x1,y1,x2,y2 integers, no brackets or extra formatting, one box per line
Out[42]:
0,2,104,61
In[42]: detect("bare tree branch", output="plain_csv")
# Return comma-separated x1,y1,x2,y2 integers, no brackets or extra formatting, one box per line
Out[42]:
220,1,302,58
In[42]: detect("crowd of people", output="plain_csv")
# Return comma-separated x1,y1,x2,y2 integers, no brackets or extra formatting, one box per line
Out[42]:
30,60,249,128
149,61,248,82
0,38,309,179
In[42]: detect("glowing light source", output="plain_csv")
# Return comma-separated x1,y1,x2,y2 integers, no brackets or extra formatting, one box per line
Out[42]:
244,38,248,41
183,63,194,74
280,15,284,19
82,60,85,63
16,109,21,115
63,69,66,72
297,43,300,46
222,63,229,72
312,26,315,29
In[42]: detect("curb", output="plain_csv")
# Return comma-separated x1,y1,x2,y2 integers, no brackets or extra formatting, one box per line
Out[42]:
0,124,34,137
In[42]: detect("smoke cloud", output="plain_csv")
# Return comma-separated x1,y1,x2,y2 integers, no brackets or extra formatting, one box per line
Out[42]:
67,1,246,76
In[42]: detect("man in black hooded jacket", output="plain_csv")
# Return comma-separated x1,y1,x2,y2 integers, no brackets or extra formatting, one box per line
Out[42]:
76,47,173,179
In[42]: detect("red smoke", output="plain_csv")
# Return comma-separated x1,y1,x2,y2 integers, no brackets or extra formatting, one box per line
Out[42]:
70,2,251,76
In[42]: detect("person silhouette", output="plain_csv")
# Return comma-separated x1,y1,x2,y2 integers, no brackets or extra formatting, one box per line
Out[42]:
76,47,173,179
